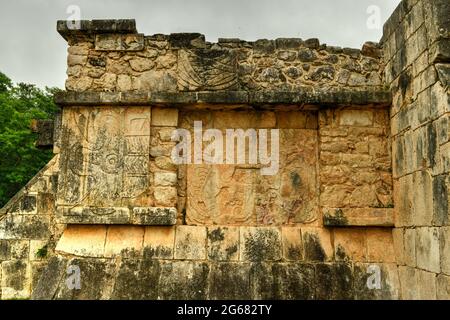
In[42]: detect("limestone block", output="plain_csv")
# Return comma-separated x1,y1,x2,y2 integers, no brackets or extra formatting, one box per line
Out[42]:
95,33,144,51
354,263,400,300
9,240,30,260
153,187,177,207
55,258,115,300
137,70,177,91
158,261,209,299
1,260,31,300
394,174,414,227
437,274,450,300
207,226,239,261
213,110,276,129
58,206,131,224
129,57,155,72
131,207,177,225
392,228,406,265
143,226,175,259
104,226,144,257
323,208,394,227
301,227,333,262
117,74,132,91
151,108,179,126
55,225,107,257
67,54,87,67
240,227,282,262
416,227,441,273
31,256,68,300
417,269,437,300
0,240,9,261
272,263,315,299
154,172,177,186
398,266,419,300
155,156,176,171
0,214,51,240
334,228,367,262
315,263,353,299
111,259,160,299
281,227,303,261
404,228,417,267
209,263,251,299
440,226,450,275
366,229,395,263
432,174,449,226
174,225,207,260
65,76,92,91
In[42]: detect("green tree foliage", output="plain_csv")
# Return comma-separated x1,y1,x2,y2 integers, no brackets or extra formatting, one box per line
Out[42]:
0,71,59,207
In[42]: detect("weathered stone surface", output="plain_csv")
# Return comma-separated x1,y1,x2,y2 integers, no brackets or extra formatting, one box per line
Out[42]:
1,260,30,299
111,259,160,299
417,269,437,299
31,256,68,300
416,227,441,273
354,263,400,300
240,227,282,262
174,225,207,260
132,207,177,225
57,107,151,223
158,261,209,299
272,263,315,299
301,228,333,262
104,226,144,257
7,7,450,299
398,266,419,300
187,165,256,225
95,33,144,51
334,228,367,262
281,227,303,261
55,258,114,300
323,208,394,227
440,227,450,275
437,274,450,300
207,226,239,261
315,263,354,299
366,229,395,263
151,108,178,126
55,225,107,257
143,226,175,259
209,263,251,299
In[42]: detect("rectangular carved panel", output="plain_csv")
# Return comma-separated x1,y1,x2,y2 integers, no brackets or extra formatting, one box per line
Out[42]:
56,107,152,224
183,110,319,226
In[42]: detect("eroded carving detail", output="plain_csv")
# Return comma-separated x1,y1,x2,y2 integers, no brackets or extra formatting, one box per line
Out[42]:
57,107,151,220
177,49,238,91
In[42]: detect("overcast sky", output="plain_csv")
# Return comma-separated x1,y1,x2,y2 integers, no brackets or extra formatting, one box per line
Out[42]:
0,0,401,89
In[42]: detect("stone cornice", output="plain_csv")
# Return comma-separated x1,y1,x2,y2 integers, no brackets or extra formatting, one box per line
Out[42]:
54,89,392,107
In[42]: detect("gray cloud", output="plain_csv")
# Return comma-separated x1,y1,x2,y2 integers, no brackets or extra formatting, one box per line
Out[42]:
0,0,400,88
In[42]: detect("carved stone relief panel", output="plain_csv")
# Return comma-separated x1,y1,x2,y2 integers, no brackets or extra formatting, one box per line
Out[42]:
183,110,319,226
57,107,152,223
177,49,238,91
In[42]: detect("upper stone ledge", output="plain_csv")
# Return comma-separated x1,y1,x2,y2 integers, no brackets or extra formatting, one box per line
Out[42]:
57,19,381,57
57,19,137,40
54,89,392,107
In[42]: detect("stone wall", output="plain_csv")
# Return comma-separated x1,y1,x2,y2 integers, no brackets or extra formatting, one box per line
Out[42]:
382,0,450,299
0,0,448,300
60,20,382,93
